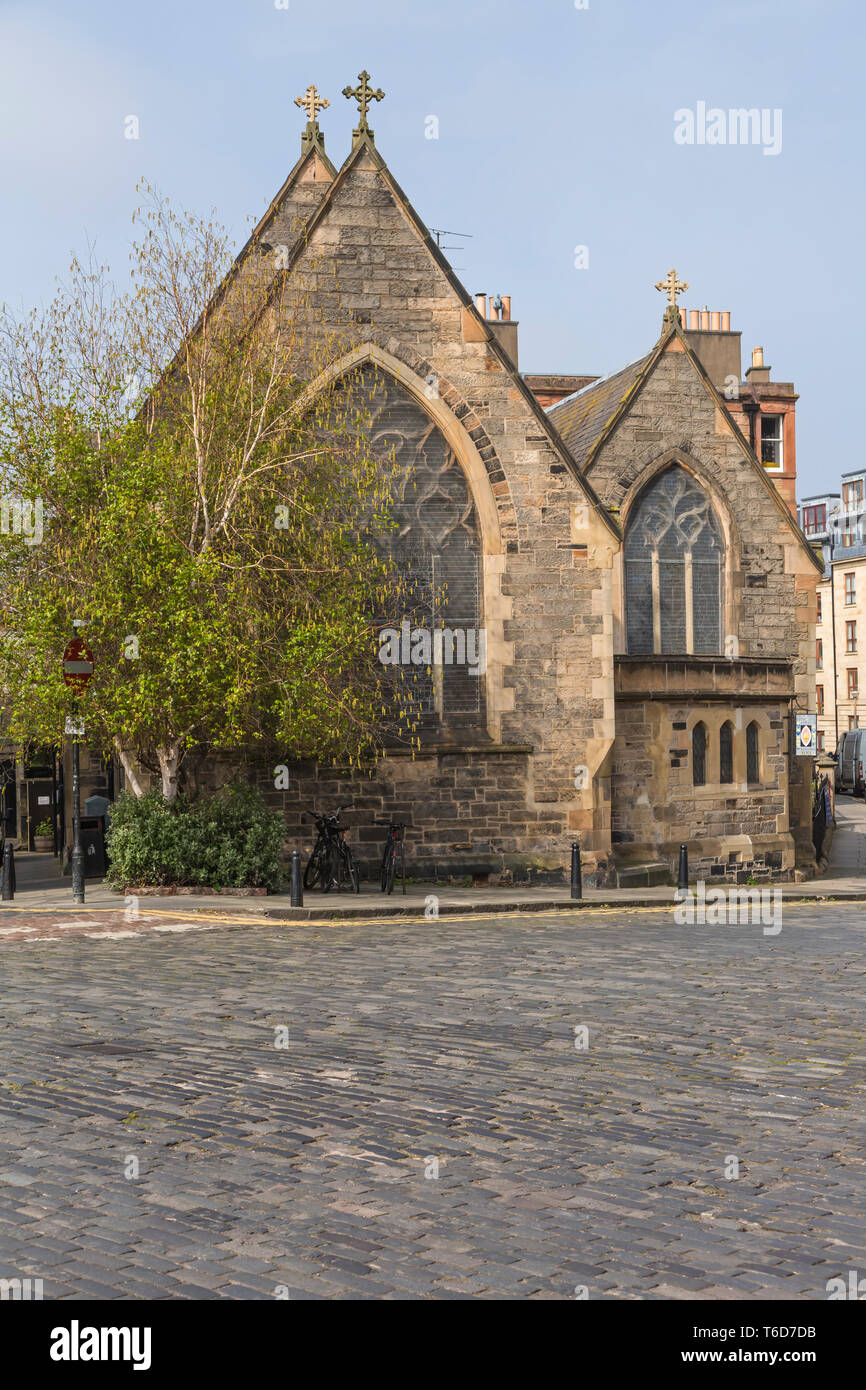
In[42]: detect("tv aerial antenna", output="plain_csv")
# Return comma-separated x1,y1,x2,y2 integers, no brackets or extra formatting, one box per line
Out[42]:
429,227,473,270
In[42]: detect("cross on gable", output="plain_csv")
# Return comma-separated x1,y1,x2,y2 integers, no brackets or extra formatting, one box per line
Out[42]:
655,268,688,307
342,70,385,138
294,84,330,123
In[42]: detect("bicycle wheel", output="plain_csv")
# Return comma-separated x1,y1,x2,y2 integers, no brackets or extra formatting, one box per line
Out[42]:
384,846,397,895
379,838,392,892
304,838,329,891
342,842,360,893
321,838,338,893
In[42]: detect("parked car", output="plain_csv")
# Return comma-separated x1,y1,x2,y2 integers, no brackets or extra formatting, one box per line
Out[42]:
836,729,866,796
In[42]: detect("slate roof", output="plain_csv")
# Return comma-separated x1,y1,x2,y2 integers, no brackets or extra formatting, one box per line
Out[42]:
546,354,652,468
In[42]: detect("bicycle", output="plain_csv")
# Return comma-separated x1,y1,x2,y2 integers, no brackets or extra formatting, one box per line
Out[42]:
376,817,407,895
303,807,360,893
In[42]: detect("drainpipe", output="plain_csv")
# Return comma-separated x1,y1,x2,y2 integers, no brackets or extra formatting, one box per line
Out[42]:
742,391,759,454
828,537,839,750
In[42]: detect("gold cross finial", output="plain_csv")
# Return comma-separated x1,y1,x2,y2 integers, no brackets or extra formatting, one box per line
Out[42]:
342,70,385,134
294,84,330,122
655,267,688,307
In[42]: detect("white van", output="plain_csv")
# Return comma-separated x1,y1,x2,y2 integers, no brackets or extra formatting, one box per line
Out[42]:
837,729,866,796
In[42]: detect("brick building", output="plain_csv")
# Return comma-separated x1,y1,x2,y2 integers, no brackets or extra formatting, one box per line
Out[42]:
3,85,823,886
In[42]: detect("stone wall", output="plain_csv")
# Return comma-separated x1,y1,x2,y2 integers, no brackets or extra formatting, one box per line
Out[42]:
195,749,575,885
611,697,794,880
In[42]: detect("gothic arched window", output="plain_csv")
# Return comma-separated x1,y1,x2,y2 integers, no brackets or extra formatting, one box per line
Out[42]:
624,466,724,655
720,721,734,784
693,722,707,786
345,366,484,730
746,721,760,784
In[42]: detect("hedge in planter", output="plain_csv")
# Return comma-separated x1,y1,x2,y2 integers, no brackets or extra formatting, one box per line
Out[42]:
105,784,285,893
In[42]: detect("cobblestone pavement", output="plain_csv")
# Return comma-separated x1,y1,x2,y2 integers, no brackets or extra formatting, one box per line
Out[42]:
0,903,864,1300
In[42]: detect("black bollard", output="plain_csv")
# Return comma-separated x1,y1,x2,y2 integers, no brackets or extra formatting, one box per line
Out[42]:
290,849,303,907
677,843,689,895
570,841,582,900
1,841,14,901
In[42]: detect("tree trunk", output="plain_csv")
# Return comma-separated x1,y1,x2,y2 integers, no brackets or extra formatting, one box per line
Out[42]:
157,744,182,802
113,737,145,797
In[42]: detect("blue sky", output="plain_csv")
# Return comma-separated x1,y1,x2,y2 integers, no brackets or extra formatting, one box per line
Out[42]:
0,0,860,496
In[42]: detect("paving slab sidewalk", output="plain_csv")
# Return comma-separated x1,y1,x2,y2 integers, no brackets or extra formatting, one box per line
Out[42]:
4,794,865,921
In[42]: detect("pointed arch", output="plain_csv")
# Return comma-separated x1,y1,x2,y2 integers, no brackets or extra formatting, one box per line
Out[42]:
295,341,503,557
720,720,734,784
295,342,512,738
622,462,726,655
693,721,708,786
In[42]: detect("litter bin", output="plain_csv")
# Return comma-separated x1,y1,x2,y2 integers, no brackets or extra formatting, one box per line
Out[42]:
79,816,107,879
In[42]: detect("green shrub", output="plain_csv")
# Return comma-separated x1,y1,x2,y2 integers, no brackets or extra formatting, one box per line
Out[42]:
105,783,285,892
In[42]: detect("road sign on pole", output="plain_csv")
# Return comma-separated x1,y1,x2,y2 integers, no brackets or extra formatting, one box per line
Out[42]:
62,639,94,694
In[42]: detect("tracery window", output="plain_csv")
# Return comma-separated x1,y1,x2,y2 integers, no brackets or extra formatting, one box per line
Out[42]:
346,367,484,728
625,466,724,655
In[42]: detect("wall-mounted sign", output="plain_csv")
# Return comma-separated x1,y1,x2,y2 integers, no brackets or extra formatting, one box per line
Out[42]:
796,714,817,755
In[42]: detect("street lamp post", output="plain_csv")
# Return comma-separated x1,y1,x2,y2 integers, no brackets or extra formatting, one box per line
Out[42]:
70,714,84,904
61,629,94,906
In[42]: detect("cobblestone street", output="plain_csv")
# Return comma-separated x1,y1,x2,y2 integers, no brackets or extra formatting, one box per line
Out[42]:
1,903,864,1300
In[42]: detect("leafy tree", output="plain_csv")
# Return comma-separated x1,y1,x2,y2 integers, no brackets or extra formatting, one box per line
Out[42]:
0,186,411,798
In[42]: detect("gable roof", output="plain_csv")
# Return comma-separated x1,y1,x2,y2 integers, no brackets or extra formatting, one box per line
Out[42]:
273,130,621,542
551,311,822,573
547,355,652,468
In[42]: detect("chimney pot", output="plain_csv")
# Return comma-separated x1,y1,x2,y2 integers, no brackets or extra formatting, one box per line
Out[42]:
752,346,764,368
689,309,700,330
700,310,710,331
710,310,720,331
501,295,511,321
475,292,487,317
721,311,731,331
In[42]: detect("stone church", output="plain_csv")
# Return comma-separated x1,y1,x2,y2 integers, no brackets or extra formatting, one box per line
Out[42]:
7,78,814,887
237,77,821,888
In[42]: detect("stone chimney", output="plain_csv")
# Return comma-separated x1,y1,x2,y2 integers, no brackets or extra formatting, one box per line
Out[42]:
475,293,519,368
682,307,741,390
745,345,772,384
